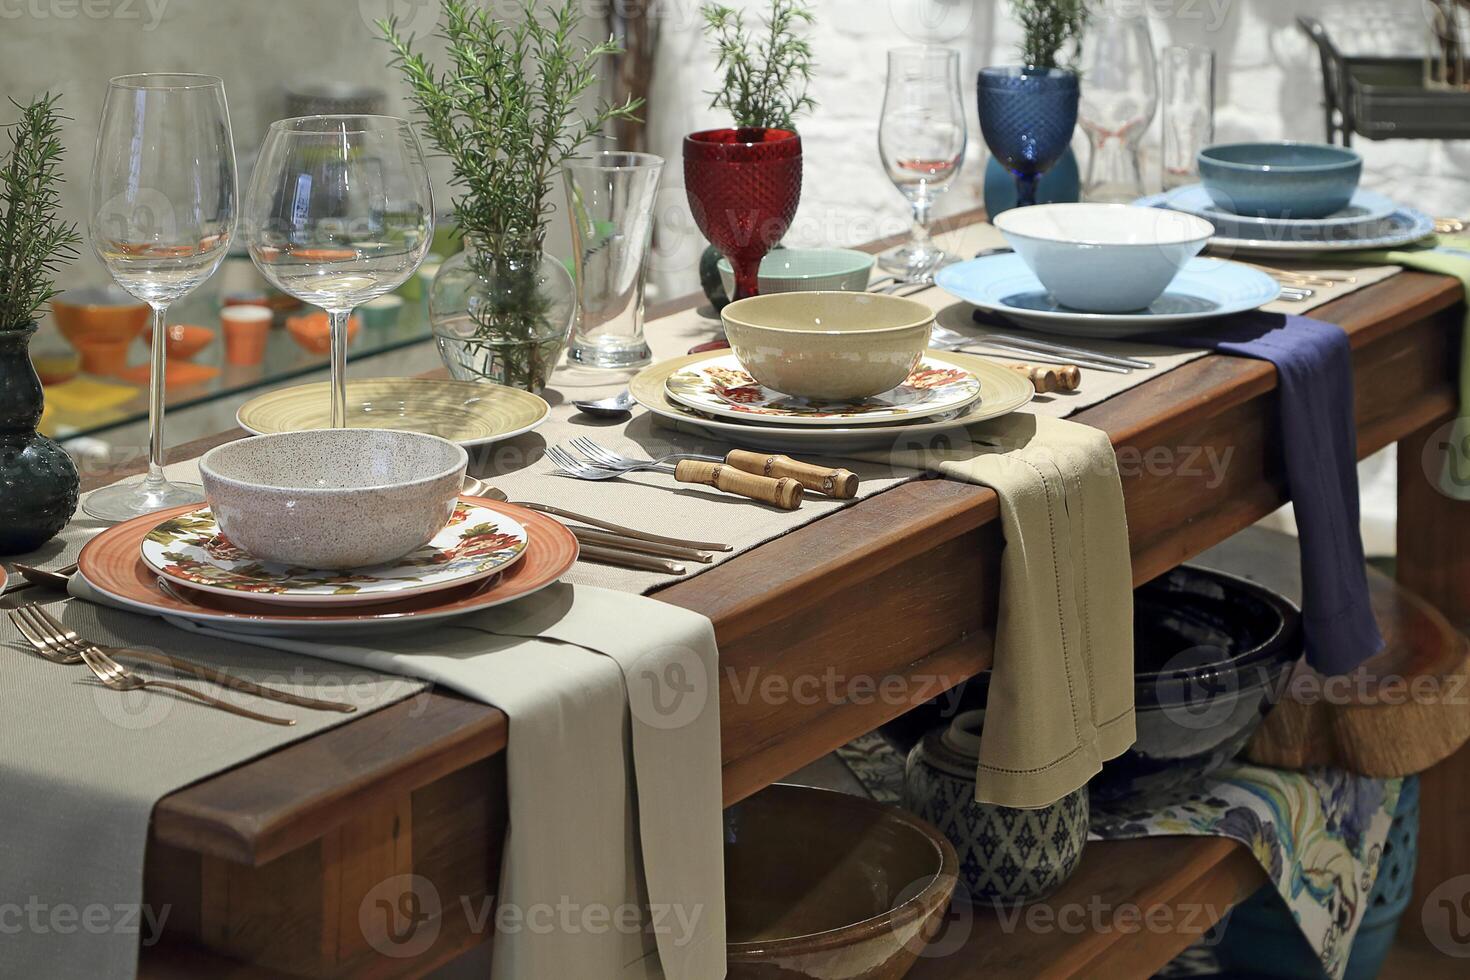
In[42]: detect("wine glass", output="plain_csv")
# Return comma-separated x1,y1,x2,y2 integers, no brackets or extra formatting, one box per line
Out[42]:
243,115,432,427
1078,10,1158,203
977,66,1079,209
878,47,967,275
87,73,236,522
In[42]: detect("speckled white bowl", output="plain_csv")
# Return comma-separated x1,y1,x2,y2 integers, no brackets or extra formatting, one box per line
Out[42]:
199,430,468,569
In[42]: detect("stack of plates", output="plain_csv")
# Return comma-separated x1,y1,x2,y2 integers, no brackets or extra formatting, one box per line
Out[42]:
1140,186,1435,255
629,348,1034,452
76,496,578,637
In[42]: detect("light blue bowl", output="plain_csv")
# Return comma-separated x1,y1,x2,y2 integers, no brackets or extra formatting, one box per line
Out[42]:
992,203,1214,313
1198,141,1362,220
718,247,874,297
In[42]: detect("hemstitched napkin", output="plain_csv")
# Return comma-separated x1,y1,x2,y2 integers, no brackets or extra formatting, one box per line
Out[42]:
863,414,1136,809
73,576,726,980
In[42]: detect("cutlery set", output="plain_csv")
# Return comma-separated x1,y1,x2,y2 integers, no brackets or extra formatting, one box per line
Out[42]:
546,438,860,512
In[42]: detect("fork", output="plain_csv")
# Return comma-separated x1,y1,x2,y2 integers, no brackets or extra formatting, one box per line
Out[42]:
569,437,859,498
75,644,295,725
7,605,356,713
545,446,802,510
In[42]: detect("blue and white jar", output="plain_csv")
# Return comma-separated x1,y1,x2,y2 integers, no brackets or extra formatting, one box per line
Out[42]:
903,709,1088,906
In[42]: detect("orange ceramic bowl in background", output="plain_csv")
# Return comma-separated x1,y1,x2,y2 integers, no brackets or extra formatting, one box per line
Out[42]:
144,323,215,360
286,311,360,355
51,286,149,376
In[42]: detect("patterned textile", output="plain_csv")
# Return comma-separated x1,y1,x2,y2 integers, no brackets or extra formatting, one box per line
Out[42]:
835,734,1401,980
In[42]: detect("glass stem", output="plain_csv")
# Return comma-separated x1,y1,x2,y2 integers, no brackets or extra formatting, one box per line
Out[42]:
910,194,934,255
329,309,350,428
145,303,169,488
732,260,761,301
1015,173,1040,208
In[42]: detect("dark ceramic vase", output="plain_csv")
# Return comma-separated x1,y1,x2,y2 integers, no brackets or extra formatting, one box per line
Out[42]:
0,322,79,554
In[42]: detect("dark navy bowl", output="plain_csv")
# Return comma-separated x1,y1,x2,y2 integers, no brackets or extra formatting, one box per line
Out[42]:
1198,141,1362,219
877,565,1300,803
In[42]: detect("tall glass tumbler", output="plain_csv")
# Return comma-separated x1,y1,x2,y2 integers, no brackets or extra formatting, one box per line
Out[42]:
563,152,664,368
1161,46,1215,191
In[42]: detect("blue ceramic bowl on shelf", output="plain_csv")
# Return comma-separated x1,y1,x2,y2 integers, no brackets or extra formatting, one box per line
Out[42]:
1198,141,1362,219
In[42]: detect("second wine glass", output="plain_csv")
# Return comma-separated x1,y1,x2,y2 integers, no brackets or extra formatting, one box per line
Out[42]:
243,115,433,427
878,47,966,275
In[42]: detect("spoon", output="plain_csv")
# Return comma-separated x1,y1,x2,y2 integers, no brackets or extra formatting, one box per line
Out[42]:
573,390,635,419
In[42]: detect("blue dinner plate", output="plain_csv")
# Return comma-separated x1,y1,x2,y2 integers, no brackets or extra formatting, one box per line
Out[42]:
934,253,1281,338
1162,183,1397,233
1137,193,1436,255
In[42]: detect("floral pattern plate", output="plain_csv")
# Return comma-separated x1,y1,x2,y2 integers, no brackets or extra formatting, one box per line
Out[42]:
663,353,983,426
140,501,529,607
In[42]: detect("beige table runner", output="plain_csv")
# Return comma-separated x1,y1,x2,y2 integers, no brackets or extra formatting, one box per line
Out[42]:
0,596,424,980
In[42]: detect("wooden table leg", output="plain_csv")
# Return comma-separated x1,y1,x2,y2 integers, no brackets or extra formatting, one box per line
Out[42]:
1396,418,1470,954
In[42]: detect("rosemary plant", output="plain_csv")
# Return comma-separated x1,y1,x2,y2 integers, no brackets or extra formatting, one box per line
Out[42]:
0,94,81,330
702,0,817,130
1009,0,1088,70
380,0,640,389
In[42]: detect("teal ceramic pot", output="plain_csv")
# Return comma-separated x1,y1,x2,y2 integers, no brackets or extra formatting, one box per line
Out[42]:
0,322,79,554
903,708,1088,906
983,146,1081,218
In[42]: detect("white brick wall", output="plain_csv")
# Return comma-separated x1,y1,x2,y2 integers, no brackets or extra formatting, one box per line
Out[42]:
645,0,1470,295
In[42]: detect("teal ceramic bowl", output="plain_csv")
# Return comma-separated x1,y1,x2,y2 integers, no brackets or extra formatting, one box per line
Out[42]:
1198,141,1362,219
718,248,874,297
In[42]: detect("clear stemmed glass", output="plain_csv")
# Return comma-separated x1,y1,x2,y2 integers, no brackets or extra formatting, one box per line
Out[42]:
878,47,967,275
1077,9,1158,203
243,115,432,427
86,73,236,522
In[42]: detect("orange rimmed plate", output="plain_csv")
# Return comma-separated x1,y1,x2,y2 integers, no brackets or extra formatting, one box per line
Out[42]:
78,496,578,637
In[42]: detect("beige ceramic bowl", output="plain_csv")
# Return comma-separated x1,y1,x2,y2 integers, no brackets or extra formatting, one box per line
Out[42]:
725,783,958,979
199,429,468,569
721,291,934,401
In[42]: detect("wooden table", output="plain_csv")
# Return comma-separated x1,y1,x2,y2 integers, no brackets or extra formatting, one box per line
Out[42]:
121,211,1469,977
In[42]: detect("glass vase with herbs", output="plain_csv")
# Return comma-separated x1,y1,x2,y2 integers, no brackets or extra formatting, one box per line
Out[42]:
689,0,815,307
0,94,82,554
381,0,640,393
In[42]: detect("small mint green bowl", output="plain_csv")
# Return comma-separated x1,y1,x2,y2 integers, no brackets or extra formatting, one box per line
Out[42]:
718,247,874,297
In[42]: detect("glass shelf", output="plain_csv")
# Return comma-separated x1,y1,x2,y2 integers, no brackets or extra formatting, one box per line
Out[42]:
39,293,433,441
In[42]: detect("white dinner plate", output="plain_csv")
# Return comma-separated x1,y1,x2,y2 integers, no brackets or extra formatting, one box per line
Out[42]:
1137,193,1437,255
1160,184,1398,234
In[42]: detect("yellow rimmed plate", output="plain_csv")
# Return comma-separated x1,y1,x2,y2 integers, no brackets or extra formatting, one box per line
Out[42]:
236,378,549,447
630,349,1033,452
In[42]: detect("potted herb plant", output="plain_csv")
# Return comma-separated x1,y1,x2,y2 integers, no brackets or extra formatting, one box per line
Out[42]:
979,0,1086,213
689,0,815,306
0,93,82,555
380,0,640,393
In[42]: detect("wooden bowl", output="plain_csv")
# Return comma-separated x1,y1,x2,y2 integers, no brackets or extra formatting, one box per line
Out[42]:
286,311,360,355
725,783,957,980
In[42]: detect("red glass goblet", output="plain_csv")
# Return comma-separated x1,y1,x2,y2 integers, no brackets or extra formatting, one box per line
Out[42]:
683,128,803,301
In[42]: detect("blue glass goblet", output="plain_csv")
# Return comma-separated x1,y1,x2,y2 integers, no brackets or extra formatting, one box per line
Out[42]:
977,66,1080,208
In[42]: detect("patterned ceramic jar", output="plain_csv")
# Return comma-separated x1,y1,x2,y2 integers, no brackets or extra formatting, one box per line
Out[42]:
903,709,1088,906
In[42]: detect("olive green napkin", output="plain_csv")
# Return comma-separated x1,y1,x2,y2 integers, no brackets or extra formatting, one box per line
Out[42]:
872,414,1136,808
1354,236,1470,499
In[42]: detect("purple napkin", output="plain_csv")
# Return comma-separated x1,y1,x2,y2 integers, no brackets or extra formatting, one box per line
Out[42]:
1147,312,1383,675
